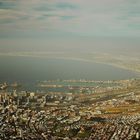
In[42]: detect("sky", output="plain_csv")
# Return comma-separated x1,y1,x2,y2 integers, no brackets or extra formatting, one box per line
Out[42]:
0,0,140,53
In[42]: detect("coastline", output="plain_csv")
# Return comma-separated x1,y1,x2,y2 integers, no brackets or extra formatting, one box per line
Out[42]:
0,53,140,76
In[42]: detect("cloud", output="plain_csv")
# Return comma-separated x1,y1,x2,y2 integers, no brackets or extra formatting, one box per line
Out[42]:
0,1,17,10
0,0,140,38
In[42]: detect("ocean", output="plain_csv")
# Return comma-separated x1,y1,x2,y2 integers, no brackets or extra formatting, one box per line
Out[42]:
0,55,139,91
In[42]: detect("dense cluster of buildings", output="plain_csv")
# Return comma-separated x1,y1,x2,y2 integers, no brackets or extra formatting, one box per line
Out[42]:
0,83,140,140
